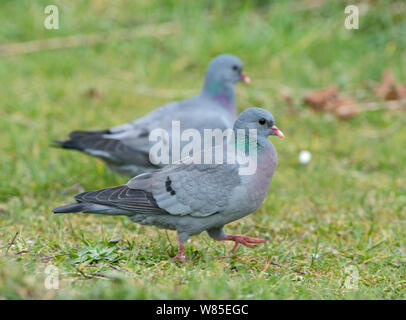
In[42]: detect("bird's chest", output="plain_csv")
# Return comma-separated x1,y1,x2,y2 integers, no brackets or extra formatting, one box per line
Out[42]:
220,145,277,224
246,167,274,206
225,166,274,221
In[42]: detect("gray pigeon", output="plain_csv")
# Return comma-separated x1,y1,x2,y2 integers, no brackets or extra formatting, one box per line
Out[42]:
53,108,284,262
54,54,250,176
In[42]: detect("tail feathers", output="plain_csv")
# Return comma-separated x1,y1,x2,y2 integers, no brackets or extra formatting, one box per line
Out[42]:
70,129,111,137
52,139,84,151
53,202,134,216
52,130,118,161
53,130,109,150
53,203,85,213
53,129,154,167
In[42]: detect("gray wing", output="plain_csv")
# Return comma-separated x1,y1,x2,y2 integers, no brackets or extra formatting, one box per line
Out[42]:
102,96,233,165
127,162,241,217
111,95,234,135
74,185,167,214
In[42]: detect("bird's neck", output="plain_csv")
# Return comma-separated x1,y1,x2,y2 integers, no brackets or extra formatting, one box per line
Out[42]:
256,137,277,181
234,134,272,157
234,133,258,155
202,80,236,116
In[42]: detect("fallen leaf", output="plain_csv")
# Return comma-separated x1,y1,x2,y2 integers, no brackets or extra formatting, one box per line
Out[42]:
332,97,359,120
304,87,358,119
304,86,338,111
375,70,406,101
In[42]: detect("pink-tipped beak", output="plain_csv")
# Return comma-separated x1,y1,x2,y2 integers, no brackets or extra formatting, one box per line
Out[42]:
240,72,251,84
271,125,285,139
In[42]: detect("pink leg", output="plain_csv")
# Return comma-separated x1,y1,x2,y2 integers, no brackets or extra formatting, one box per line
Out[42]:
224,235,267,253
171,236,186,263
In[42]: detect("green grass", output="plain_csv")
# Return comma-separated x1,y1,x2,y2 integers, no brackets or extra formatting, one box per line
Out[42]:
0,0,405,299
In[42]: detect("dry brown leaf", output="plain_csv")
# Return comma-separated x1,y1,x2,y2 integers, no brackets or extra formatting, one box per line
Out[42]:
331,97,359,120
375,70,406,101
304,87,358,119
304,86,338,111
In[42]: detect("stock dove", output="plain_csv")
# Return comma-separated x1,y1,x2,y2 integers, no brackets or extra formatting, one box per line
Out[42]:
54,54,250,176
53,108,284,262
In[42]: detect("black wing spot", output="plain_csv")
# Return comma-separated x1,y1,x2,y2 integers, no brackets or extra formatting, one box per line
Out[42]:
166,176,176,195
165,176,171,188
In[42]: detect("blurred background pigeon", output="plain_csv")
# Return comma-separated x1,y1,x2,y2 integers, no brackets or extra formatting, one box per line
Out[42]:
54,54,250,176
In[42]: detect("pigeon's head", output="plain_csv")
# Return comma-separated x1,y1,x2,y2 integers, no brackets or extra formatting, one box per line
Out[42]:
233,108,285,139
205,54,250,86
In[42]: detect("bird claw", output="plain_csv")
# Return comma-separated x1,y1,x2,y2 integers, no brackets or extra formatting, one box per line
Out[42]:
227,235,267,253
171,236,187,263
171,253,186,263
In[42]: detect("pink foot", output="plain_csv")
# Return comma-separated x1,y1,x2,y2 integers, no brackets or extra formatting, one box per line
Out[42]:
171,236,186,263
225,235,267,253
171,252,186,263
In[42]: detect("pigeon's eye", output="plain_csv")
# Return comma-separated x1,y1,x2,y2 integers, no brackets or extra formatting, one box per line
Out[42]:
232,65,239,71
258,118,266,125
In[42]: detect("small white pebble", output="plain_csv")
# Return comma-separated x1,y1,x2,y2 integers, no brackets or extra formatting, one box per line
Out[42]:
299,150,312,164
